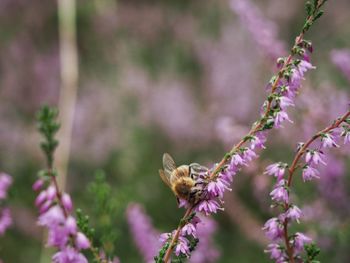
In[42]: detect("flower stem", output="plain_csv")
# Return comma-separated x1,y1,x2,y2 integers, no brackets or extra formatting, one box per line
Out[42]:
282,110,350,262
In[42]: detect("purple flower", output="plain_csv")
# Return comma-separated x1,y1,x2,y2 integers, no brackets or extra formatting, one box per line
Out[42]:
285,205,302,223
263,218,283,241
38,205,65,227
229,0,286,61
302,165,320,181
32,179,45,192
126,204,160,262
321,133,339,148
65,216,77,234
297,60,316,75
0,208,12,235
182,223,197,237
265,243,285,260
274,111,293,128
292,232,312,254
278,96,294,110
270,180,289,203
264,163,287,181
46,185,57,201
305,150,326,165
242,147,257,162
76,232,90,250
207,177,231,198
341,129,350,144
47,224,70,248
196,199,223,216
0,173,12,200
52,247,88,263
190,216,220,263
330,49,350,82
230,153,245,166
62,193,73,212
175,236,190,257
250,132,267,150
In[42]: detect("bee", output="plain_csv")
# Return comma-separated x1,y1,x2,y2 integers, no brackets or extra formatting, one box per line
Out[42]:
159,153,208,205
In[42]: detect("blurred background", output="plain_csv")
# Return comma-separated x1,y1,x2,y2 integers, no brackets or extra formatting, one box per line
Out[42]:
1,0,350,262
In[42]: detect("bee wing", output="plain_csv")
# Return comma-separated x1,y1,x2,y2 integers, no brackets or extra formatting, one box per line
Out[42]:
162,153,177,177
159,169,172,188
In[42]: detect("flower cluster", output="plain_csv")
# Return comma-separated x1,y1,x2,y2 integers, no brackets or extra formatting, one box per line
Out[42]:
160,29,318,260
126,203,160,263
127,203,219,263
194,41,317,219
330,49,350,83
159,215,220,263
0,173,12,236
33,179,91,263
229,0,286,61
263,110,350,262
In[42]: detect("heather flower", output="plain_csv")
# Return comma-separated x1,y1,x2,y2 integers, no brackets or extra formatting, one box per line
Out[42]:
274,111,293,128
229,0,286,61
207,177,231,198
241,147,257,162
52,247,88,263
270,180,289,203
182,222,197,237
265,243,285,261
76,232,90,250
250,132,267,149
0,208,12,235
321,133,339,148
330,49,350,82
285,205,302,223
0,173,12,199
47,224,70,248
190,217,220,263
32,179,45,192
263,218,283,241
297,60,316,75
264,163,287,181
175,236,190,257
230,153,245,166
196,199,223,216
62,193,73,212
305,150,326,165
277,96,295,110
38,205,65,227
302,165,320,181
126,204,160,262
292,232,312,254
341,128,350,144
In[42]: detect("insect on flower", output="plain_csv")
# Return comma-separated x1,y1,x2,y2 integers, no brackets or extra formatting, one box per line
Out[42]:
159,153,208,205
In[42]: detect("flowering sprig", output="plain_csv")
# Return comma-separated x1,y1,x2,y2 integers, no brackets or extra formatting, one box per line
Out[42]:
160,1,328,261
0,173,13,236
263,109,350,263
34,106,105,263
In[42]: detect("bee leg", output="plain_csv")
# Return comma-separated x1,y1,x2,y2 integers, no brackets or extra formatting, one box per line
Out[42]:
176,197,180,205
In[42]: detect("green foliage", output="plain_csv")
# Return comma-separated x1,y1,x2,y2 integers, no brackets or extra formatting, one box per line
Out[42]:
304,243,321,263
36,106,60,169
86,170,120,258
76,209,96,241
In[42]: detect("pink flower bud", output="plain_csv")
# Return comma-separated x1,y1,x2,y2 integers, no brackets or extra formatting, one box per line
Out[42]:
61,193,73,212
39,200,52,214
65,216,77,234
46,185,57,201
32,179,44,192
35,191,47,207
76,232,90,250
